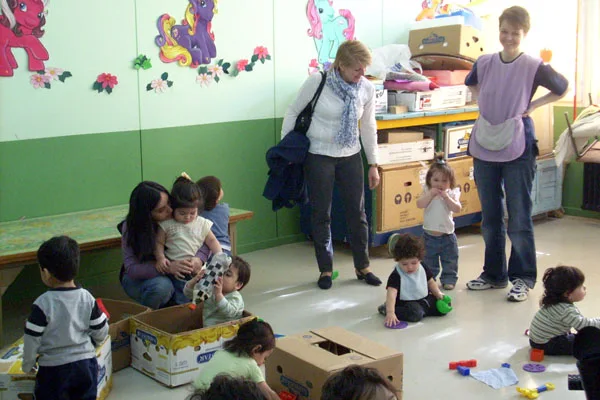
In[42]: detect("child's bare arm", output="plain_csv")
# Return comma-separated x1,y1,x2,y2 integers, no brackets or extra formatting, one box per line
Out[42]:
384,287,400,326
257,382,280,400
428,278,444,300
204,231,223,255
154,228,170,273
417,189,439,209
441,189,462,213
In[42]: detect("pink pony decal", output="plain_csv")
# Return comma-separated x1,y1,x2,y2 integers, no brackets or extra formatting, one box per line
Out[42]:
0,0,49,76
306,0,355,64
155,0,218,68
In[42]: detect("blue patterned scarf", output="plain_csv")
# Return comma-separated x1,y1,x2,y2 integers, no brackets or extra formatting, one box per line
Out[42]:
327,68,361,148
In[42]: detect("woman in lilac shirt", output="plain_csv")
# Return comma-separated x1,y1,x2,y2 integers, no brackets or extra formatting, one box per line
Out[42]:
464,6,568,302
119,181,205,308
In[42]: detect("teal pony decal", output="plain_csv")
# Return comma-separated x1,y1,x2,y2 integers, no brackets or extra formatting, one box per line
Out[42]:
306,0,355,65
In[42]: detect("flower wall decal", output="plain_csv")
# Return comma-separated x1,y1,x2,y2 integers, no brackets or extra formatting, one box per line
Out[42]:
93,73,119,94
146,72,173,93
29,67,72,89
196,46,271,87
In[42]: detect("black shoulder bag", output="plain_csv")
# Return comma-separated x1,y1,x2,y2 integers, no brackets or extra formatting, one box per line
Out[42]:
293,71,327,135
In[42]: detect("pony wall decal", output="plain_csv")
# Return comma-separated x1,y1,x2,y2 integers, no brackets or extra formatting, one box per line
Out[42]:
0,0,49,77
306,0,355,65
155,0,218,68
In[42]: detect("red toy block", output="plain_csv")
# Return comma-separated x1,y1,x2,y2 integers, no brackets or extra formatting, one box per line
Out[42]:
449,361,459,370
279,391,297,400
188,303,197,311
530,348,544,362
463,359,477,367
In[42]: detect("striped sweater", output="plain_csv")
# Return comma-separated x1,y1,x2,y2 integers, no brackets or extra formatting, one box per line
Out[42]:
23,287,108,372
529,302,600,344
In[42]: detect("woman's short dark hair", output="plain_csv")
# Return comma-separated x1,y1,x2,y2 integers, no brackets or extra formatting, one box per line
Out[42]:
125,181,169,260
171,175,204,210
321,365,398,400
223,319,275,357
392,234,425,261
187,375,267,400
197,176,222,211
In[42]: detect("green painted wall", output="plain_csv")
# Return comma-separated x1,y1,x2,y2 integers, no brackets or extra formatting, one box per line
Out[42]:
2,118,304,304
554,106,600,219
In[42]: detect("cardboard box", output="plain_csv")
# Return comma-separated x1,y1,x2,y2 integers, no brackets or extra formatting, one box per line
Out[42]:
444,124,473,158
375,86,388,114
377,163,427,232
378,139,434,165
266,327,403,400
409,24,485,61
424,70,470,86
388,105,408,114
378,129,424,144
101,299,150,372
448,157,481,217
0,336,112,400
391,85,467,112
130,304,254,387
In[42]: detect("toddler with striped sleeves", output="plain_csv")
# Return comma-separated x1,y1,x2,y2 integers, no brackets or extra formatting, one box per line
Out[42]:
23,236,109,400
529,265,600,355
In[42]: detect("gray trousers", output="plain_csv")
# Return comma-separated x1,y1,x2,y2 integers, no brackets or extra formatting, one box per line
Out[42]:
304,152,369,273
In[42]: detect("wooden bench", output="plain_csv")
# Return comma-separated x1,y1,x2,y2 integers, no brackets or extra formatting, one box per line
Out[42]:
0,204,253,344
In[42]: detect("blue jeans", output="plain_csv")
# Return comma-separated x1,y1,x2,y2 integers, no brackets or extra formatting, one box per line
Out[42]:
473,148,537,288
121,275,175,309
423,232,459,285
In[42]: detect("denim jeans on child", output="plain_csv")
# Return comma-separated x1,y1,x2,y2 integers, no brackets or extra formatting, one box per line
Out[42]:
473,139,537,288
423,232,459,285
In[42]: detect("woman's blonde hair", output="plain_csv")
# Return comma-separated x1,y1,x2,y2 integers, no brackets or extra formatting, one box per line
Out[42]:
332,40,372,70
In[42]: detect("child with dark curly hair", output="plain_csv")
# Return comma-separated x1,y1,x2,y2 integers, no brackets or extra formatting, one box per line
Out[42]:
321,365,399,400
378,234,449,326
529,265,600,355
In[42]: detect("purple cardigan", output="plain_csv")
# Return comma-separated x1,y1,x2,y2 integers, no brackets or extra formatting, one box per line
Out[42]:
121,222,207,280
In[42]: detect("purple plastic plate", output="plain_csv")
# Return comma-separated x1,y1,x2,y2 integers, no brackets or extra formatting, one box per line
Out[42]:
523,363,546,373
386,321,408,329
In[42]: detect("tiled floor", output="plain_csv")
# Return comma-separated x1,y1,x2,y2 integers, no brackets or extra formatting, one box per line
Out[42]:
6,215,599,399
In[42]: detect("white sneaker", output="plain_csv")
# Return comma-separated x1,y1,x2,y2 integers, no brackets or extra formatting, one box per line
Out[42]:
507,279,529,302
466,277,507,290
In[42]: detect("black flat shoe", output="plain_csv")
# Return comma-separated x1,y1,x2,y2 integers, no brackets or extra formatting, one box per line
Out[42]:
356,270,382,286
317,274,333,290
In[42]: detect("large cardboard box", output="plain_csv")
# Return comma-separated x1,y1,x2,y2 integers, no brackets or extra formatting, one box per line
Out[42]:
266,327,403,400
390,85,467,112
378,129,424,144
443,124,473,159
130,304,254,387
448,157,481,217
378,139,434,165
0,336,112,400
409,24,485,61
101,298,150,372
377,163,428,232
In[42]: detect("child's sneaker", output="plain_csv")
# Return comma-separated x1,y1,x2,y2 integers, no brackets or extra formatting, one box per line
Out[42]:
466,277,507,290
506,279,529,302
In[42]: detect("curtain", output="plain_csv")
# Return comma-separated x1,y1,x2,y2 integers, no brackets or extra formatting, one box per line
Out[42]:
575,0,600,107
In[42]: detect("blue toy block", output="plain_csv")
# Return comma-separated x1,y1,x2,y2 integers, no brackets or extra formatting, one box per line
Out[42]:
457,366,470,376
502,363,511,368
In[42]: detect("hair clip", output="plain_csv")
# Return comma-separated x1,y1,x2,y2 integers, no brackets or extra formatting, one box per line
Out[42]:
436,158,446,165
180,172,193,181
